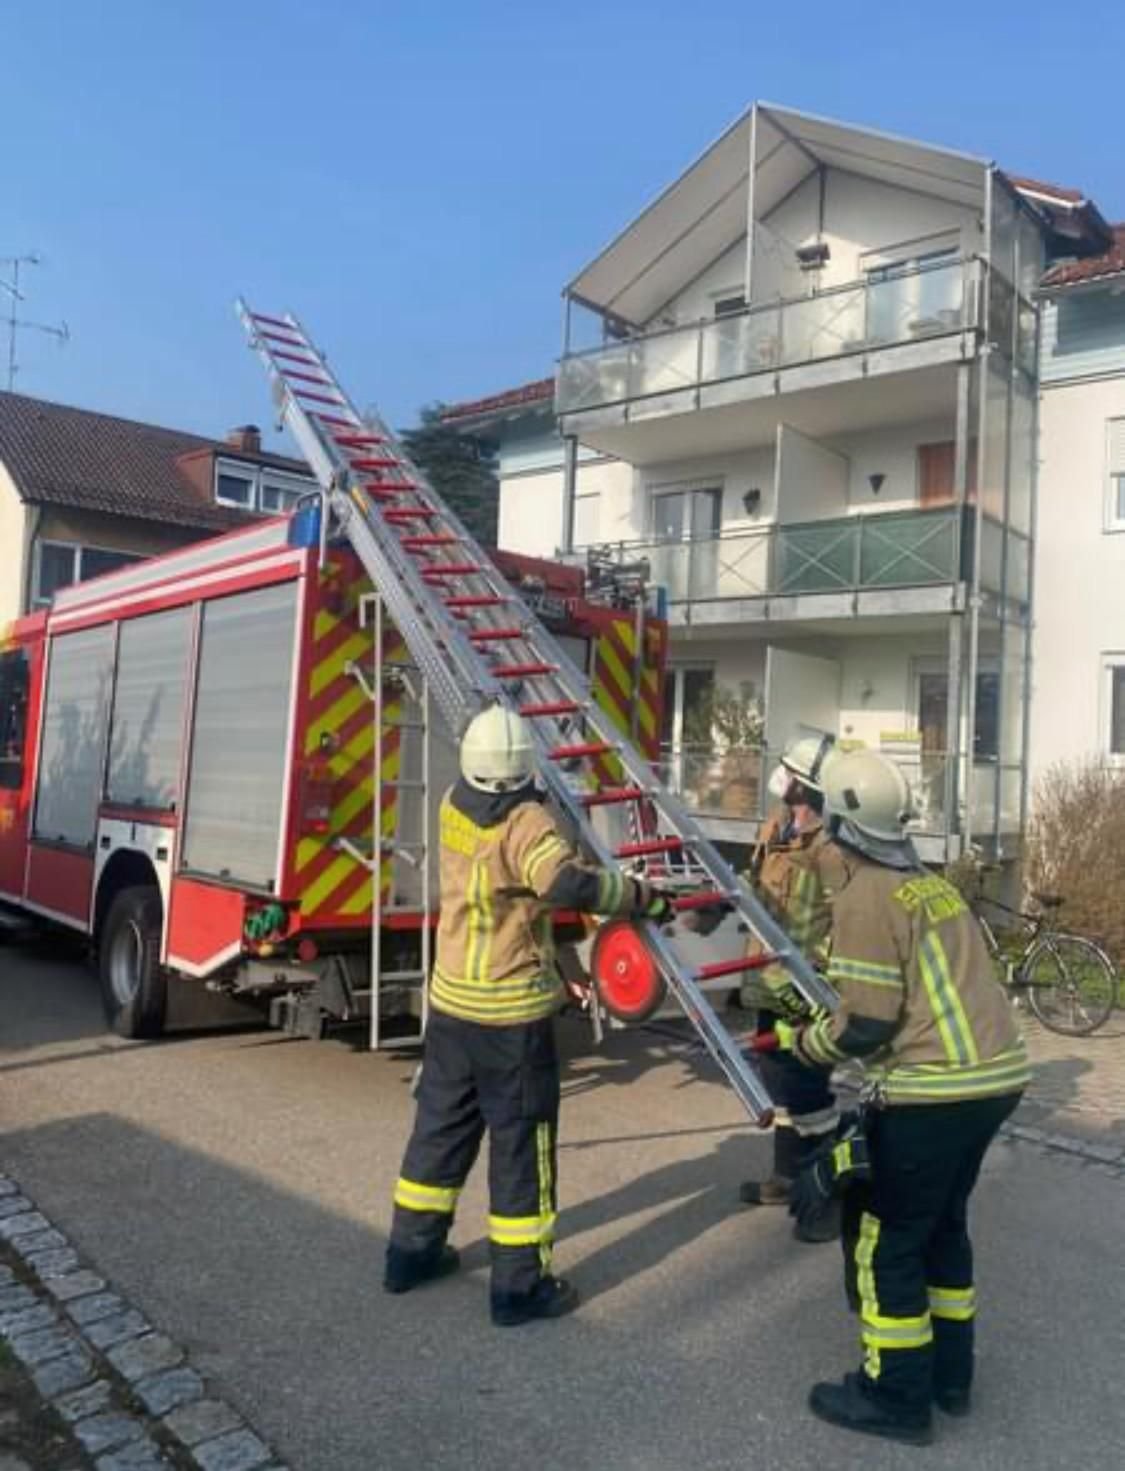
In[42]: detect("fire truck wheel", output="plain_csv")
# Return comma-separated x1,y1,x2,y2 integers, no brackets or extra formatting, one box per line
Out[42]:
98,886,167,1039
590,919,666,1023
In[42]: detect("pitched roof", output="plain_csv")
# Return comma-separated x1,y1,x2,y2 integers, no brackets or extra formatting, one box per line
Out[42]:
440,377,554,425
0,391,309,530
1006,174,1086,207
1041,224,1125,289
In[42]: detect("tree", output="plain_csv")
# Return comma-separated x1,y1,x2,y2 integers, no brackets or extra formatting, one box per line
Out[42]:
395,403,499,546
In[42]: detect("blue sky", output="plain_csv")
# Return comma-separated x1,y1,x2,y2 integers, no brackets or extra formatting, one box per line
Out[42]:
3,0,1124,447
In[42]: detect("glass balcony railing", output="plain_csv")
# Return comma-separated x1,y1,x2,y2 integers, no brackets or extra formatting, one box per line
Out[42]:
558,256,980,416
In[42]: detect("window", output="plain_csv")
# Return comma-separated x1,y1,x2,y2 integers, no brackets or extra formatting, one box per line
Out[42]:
0,650,30,791
713,294,746,318
215,459,314,515
1107,419,1125,532
1103,659,1125,759
33,542,141,608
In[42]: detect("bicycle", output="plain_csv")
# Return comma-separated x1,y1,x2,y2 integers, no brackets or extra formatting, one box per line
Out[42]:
966,865,1119,1036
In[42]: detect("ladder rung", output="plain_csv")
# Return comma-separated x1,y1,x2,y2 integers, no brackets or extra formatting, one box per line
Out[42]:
493,661,556,678
258,328,307,348
400,535,460,549
251,311,297,330
616,836,684,858
673,889,734,912
385,507,438,522
272,349,320,366
361,482,402,502
520,699,582,718
369,480,420,496
385,778,428,790
282,367,332,385
368,971,428,985
445,593,506,608
348,455,400,471
315,412,360,428
421,564,484,579
294,387,347,406
468,627,523,643
582,786,646,807
695,954,778,982
333,433,386,448
549,741,614,761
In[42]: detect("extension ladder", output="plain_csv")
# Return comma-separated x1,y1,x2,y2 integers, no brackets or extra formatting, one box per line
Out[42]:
236,301,838,1124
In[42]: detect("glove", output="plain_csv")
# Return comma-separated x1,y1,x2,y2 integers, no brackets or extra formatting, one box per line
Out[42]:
634,880,675,924
772,1019,799,1052
788,1121,872,1230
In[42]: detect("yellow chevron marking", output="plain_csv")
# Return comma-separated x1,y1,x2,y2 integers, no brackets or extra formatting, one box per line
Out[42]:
310,631,373,700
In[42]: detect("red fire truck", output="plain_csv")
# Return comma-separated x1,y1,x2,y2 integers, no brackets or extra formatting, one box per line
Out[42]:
0,515,666,1043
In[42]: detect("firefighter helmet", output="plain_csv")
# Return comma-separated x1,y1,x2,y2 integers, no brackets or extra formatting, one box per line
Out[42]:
768,731,838,800
822,750,918,867
460,705,536,793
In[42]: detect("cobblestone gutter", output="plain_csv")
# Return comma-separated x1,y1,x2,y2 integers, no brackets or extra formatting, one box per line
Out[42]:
0,1175,287,1471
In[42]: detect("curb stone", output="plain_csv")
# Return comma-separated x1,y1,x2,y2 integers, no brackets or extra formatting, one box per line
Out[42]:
1000,1120,1125,1176
0,1171,288,1470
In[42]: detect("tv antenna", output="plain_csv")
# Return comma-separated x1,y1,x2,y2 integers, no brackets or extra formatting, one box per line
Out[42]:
1,253,70,391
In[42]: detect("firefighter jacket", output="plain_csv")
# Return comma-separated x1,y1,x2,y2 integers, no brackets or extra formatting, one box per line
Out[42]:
744,806,848,1017
796,852,1031,1105
431,779,650,1026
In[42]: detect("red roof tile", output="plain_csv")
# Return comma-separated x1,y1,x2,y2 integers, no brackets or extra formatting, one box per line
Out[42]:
0,391,309,530
441,377,554,425
1042,224,1125,288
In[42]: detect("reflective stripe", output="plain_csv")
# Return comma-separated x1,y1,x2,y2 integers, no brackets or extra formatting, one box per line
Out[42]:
928,1284,976,1322
875,1042,1031,1102
537,1120,554,1272
801,1016,846,1066
919,931,979,1067
862,1321,934,1351
524,833,567,890
828,956,903,989
596,868,625,912
855,1211,882,1380
788,870,818,950
833,1140,854,1174
429,967,561,1025
488,1211,557,1247
394,1177,460,1214
791,1104,839,1139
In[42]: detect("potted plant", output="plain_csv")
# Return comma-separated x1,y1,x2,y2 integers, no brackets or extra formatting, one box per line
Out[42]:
682,680,766,817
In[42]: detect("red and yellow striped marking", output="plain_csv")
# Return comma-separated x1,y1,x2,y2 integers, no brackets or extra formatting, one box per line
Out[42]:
589,615,664,785
292,567,405,920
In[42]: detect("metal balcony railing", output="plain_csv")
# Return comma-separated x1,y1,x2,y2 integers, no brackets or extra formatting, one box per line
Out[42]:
558,256,980,416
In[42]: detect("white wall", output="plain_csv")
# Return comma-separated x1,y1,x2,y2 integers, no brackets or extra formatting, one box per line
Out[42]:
497,458,634,558
1031,374,1125,782
0,466,28,629
651,240,746,327
776,424,848,522
829,417,957,513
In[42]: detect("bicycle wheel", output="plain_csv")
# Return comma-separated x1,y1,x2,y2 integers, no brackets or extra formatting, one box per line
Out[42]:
1022,933,1118,1036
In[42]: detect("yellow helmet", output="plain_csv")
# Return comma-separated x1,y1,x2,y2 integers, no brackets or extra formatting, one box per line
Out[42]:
460,705,536,793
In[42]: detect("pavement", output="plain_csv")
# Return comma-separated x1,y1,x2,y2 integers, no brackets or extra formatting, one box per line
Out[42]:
1,933,1124,1471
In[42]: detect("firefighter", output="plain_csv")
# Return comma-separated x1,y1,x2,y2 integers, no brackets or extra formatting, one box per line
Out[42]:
737,732,847,1242
384,704,673,1326
777,750,1030,1444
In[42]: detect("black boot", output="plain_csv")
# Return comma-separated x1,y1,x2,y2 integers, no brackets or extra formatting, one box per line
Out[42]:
739,1124,798,1206
383,1243,460,1295
491,1275,579,1327
934,1386,971,1417
809,1373,932,1445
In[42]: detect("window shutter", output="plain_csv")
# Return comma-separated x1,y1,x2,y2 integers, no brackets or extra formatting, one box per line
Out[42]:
1108,418,1125,475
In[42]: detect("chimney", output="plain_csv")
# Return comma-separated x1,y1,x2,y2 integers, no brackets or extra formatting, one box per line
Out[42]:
226,424,262,455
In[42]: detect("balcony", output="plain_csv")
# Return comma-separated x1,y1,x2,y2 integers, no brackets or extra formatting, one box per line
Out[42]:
583,506,1028,625
558,256,981,424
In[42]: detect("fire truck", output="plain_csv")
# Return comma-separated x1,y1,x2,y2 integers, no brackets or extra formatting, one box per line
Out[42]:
0,524,667,1045
0,304,836,1123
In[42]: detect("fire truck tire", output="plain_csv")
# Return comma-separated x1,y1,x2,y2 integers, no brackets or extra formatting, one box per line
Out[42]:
98,886,167,1039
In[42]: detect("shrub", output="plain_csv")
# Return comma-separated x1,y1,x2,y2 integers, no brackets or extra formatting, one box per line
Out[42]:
1025,759,1125,968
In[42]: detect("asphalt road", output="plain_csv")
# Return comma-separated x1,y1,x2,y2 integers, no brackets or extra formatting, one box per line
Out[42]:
1,936,1123,1471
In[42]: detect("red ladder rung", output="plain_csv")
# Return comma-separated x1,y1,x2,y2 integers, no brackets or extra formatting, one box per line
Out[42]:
421,564,483,579
316,413,360,428
548,741,613,761
362,483,402,501
468,627,523,643
673,889,734,912
258,329,306,348
582,786,646,807
272,349,320,366
695,954,778,982
366,480,419,495
491,661,556,678
333,433,386,448
445,593,506,607
400,535,460,550
615,837,684,859
281,368,332,386
293,388,346,406
346,456,399,471
251,312,296,330
519,700,582,718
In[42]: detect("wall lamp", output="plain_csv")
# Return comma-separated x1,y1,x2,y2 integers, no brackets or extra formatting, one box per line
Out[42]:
868,473,886,496
742,487,763,516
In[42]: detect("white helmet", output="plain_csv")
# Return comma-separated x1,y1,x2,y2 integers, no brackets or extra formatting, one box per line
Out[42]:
823,750,918,867
460,705,535,793
778,731,838,795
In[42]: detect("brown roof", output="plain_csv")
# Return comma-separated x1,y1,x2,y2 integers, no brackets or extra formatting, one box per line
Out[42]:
0,391,310,530
1041,224,1125,289
441,377,554,425
1007,174,1087,206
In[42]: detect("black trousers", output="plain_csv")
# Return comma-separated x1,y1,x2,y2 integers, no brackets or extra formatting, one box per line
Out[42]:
389,1010,560,1299
840,1093,1021,1412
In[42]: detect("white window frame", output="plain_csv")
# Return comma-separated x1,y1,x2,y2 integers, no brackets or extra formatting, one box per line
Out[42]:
1104,419,1125,533
1100,654,1125,762
32,541,143,609
215,458,315,515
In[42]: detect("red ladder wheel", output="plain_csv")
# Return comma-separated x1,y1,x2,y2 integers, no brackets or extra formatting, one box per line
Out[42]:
590,919,667,1023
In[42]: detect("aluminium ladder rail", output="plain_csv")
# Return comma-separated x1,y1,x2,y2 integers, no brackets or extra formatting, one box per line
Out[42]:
236,300,838,1124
